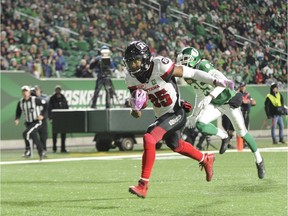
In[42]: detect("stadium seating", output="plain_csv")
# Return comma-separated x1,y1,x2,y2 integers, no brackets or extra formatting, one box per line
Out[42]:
1,0,286,87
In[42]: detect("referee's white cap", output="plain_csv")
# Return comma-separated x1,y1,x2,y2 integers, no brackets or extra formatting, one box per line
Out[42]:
21,85,30,91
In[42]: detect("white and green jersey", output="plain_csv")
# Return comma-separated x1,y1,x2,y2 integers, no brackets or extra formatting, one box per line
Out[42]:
185,59,235,107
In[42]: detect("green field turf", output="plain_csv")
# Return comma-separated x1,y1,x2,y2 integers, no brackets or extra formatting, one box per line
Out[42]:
1,145,287,216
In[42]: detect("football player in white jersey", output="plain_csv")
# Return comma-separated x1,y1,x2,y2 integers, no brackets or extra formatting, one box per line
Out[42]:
123,41,233,198
177,47,265,180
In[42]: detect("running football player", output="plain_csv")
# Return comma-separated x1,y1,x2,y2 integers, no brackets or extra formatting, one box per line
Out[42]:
176,47,265,179
123,41,233,198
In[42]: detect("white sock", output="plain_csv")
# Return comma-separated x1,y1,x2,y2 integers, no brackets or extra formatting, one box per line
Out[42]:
216,129,228,139
140,178,149,182
254,150,262,164
199,153,205,163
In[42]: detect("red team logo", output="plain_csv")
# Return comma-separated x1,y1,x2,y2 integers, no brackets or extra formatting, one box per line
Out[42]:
136,41,148,51
161,57,170,64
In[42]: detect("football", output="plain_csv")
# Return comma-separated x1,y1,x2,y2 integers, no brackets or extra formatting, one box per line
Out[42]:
131,89,149,110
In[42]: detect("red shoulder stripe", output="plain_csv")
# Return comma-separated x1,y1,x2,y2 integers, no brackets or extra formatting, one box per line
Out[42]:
160,64,175,80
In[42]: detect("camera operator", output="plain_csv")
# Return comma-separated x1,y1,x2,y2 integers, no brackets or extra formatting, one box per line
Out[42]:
90,46,116,109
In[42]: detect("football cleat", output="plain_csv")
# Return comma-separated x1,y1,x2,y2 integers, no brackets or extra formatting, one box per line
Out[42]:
256,158,266,179
39,154,44,161
61,149,69,153
219,136,230,154
199,153,215,182
227,144,236,149
129,180,148,198
22,149,31,158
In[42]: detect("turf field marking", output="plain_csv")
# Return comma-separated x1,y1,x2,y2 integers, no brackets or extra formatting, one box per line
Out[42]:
1,147,287,165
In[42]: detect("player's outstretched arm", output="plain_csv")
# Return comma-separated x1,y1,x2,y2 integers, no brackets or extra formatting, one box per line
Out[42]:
173,65,233,88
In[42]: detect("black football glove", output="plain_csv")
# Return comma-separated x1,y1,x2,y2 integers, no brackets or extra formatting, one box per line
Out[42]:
228,92,243,108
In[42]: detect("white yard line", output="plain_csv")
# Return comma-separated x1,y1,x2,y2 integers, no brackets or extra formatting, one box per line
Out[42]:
1,147,287,165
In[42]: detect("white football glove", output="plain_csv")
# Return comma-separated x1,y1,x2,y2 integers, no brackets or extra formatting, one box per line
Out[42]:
214,79,235,90
225,79,235,90
197,95,213,110
186,115,197,129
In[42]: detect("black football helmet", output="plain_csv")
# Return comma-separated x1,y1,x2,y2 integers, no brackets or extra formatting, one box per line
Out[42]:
123,41,153,83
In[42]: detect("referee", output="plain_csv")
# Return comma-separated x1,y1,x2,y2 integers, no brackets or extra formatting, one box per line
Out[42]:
31,85,49,154
15,85,47,160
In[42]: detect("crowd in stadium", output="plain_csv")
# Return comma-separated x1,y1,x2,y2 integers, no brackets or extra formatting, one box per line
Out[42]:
1,0,287,87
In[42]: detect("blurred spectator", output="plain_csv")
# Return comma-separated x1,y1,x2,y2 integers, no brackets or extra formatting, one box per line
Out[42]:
56,49,68,70
33,58,43,78
159,13,169,25
18,57,29,72
26,55,34,74
253,67,264,84
8,58,19,70
0,0,286,84
74,35,89,52
262,63,274,80
205,40,214,52
54,55,64,78
42,56,53,77
0,57,8,70
279,67,287,84
47,31,58,50
13,48,22,64
195,17,207,39
218,37,228,53
246,50,256,66
58,36,72,53
242,66,252,84
75,59,93,78
114,64,127,79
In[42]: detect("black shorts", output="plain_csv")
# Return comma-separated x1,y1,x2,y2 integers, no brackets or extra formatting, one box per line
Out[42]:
147,106,186,149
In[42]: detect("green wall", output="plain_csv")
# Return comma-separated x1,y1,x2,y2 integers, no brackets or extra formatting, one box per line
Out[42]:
1,72,287,140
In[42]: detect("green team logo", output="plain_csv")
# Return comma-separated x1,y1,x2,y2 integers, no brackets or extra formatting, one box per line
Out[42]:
185,78,193,85
185,78,211,95
190,48,199,58
151,79,157,85
205,63,211,69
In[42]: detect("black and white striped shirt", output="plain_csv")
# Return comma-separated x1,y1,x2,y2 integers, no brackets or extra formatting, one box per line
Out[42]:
15,96,48,123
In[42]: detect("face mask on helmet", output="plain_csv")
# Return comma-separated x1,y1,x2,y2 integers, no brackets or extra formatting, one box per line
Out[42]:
123,41,152,83
177,47,201,68
123,55,142,74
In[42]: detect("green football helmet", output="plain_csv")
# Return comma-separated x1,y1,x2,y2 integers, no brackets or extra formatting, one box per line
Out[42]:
176,47,201,68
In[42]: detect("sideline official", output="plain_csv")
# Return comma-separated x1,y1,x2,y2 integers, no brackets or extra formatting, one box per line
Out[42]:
265,83,286,144
238,82,256,129
48,85,69,153
31,85,49,154
15,85,47,160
